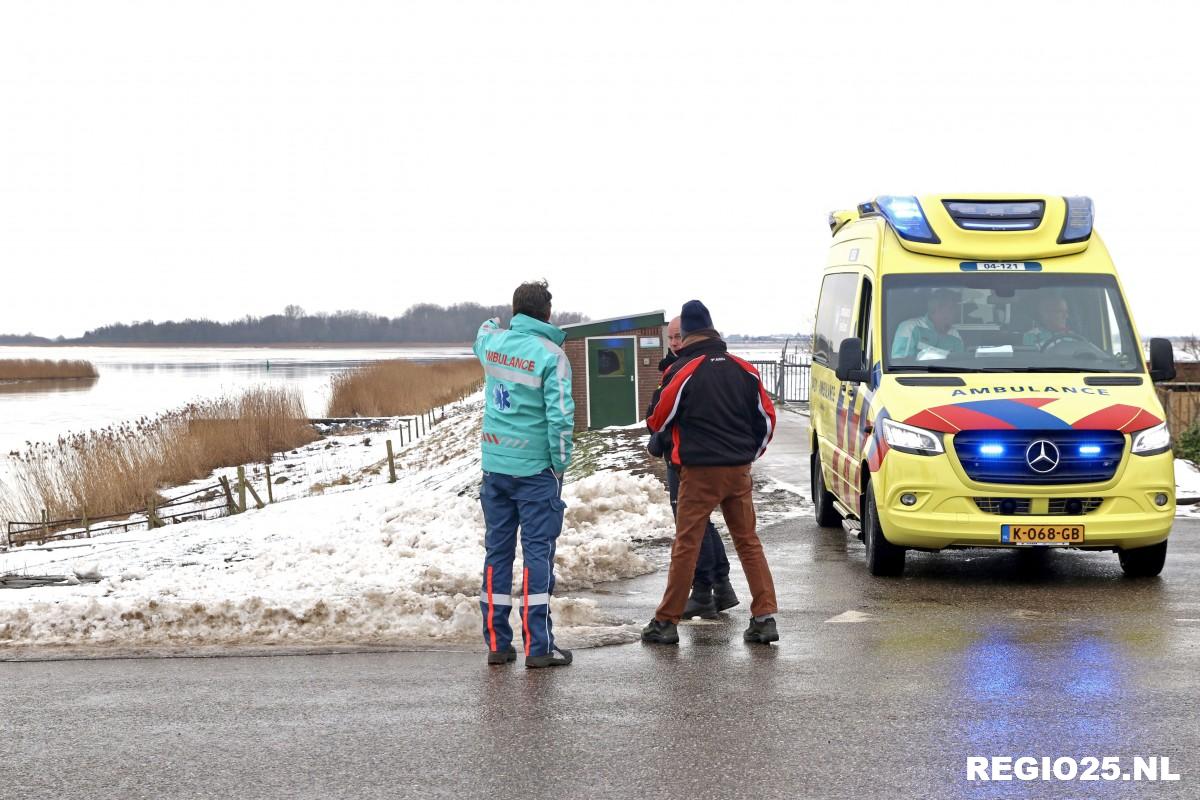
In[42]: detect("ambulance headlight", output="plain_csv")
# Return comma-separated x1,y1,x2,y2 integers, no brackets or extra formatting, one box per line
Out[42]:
1131,422,1170,456
880,418,944,455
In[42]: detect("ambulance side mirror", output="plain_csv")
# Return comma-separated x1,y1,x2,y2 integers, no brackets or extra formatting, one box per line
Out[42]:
1148,337,1176,382
835,337,868,383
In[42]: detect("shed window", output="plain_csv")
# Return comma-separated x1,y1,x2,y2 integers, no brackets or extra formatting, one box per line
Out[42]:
597,349,626,376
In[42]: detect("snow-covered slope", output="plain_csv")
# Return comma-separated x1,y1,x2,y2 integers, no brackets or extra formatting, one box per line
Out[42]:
0,401,673,653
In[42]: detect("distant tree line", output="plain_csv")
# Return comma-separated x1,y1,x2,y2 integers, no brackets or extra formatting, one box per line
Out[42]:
3,304,590,345
0,333,53,345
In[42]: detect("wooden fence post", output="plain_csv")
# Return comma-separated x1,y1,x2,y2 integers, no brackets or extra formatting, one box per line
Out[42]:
147,498,165,529
237,466,248,512
386,439,397,483
265,464,275,503
41,509,49,543
219,475,239,514
245,481,266,510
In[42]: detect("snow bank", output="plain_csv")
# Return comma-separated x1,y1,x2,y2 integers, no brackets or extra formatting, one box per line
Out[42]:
1175,458,1200,517
0,397,674,652
0,470,668,650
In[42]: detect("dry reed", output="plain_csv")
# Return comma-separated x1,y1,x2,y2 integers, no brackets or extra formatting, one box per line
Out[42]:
0,358,98,381
0,386,317,526
326,358,482,417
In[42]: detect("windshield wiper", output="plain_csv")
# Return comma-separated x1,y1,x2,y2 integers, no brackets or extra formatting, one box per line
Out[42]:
980,366,1116,373
888,365,986,373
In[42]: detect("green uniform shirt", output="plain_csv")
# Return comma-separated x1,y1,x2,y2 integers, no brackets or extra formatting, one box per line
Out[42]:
890,315,964,360
474,314,575,476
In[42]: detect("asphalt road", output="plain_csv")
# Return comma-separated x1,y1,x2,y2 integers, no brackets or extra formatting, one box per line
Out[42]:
3,410,1199,799
4,516,1199,799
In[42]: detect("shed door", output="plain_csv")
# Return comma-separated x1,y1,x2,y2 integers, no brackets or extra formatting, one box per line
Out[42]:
587,337,637,428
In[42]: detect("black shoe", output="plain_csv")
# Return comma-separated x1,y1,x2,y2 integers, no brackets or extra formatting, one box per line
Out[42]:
525,646,573,669
682,587,719,620
713,578,740,611
641,619,680,644
744,617,779,644
487,645,517,665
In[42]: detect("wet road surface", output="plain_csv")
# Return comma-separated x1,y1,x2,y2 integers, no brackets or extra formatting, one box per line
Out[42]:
3,409,1199,798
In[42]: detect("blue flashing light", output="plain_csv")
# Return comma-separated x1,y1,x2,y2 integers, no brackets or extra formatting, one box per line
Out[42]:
1078,445,1102,455
979,444,1005,456
876,195,940,244
1058,196,1094,244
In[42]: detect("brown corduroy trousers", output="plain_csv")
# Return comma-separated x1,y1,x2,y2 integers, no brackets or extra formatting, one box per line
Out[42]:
655,464,778,623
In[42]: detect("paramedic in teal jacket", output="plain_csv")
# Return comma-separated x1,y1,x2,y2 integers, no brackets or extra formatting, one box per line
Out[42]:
474,280,575,668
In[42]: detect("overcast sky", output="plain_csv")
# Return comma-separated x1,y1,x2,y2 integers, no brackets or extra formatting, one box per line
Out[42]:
2,1,1197,338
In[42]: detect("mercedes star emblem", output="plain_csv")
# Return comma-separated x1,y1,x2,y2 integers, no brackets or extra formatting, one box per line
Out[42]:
1025,439,1060,473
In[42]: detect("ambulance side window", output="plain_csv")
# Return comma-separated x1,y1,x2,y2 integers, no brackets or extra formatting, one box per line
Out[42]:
813,272,859,367
856,278,873,372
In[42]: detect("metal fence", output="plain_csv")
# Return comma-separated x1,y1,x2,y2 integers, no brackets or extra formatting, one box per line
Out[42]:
749,359,810,404
3,406,458,551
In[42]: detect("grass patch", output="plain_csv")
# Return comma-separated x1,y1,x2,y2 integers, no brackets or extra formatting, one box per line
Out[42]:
0,358,98,381
326,358,482,417
0,386,318,526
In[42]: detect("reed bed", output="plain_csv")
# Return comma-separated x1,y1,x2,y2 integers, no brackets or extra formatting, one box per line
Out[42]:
326,358,482,417
0,358,98,381
0,386,317,526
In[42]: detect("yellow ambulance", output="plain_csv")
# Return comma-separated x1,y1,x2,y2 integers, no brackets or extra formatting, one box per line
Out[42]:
809,195,1177,577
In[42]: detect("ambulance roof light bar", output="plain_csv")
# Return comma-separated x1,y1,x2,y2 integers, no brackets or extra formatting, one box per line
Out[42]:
1058,196,1095,244
873,195,940,244
943,200,1045,231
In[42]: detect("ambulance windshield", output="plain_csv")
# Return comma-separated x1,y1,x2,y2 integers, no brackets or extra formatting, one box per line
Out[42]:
883,273,1142,373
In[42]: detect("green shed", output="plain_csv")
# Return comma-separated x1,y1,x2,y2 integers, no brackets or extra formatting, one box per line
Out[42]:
561,311,667,431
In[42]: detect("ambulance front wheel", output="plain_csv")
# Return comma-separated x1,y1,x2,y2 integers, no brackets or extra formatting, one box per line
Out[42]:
864,481,906,577
1118,540,1167,578
811,449,840,528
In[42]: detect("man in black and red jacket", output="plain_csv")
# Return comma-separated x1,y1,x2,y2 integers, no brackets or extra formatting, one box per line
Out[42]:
642,300,780,646
647,316,738,619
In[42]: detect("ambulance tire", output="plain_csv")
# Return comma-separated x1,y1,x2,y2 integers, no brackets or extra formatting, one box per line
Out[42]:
863,481,906,577
1118,540,1167,578
811,450,840,528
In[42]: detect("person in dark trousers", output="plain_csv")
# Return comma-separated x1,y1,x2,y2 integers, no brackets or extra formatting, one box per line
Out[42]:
642,300,780,646
647,315,738,619
474,280,575,668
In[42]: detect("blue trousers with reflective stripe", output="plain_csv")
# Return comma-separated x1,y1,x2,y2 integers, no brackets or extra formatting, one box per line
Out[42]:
480,468,565,657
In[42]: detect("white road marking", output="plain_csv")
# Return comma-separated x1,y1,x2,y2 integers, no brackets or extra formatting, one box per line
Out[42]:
824,610,877,624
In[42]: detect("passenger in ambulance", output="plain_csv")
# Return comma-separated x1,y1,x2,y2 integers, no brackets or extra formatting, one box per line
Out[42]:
890,289,964,360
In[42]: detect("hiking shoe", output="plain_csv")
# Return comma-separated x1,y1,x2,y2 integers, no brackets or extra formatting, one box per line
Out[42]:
487,645,517,665
641,619,680,644
682,587,719,620
713,578,740,611
743,617,779,644
525,646,573,669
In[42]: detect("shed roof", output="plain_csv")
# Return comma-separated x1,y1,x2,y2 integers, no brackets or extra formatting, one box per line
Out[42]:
560,310,665,341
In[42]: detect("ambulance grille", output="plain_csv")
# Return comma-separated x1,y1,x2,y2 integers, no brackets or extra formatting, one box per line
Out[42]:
973,497,1104,515
1047,497,1104,515
954,430,1125,485
973,498,1032,515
